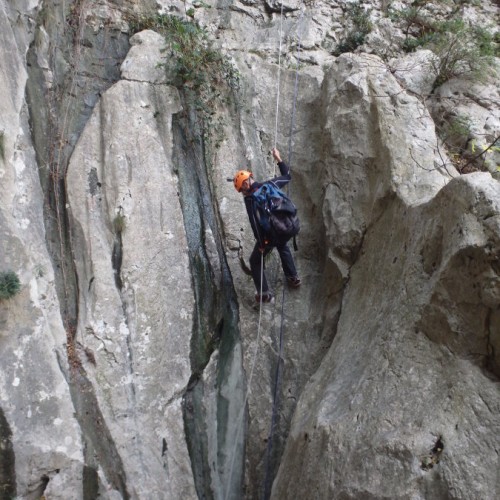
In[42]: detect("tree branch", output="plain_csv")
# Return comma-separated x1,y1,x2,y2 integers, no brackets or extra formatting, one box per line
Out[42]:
460,135,500,172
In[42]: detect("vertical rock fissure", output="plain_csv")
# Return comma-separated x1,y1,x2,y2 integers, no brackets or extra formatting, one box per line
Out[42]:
25,2,134,495
111,216,148,480
0,407,16,499
111,231,124,290
66,367,131,499
172,102,245,499
485,308,499,378
82,463,99,500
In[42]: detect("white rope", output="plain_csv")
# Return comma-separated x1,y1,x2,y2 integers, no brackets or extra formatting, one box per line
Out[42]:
273,0,285,175
263,6,306,497
286,4,306,168
226,3,297,496
224,253,266,500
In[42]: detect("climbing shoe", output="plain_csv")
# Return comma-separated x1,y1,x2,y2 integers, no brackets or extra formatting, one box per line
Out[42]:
286,276,301,288
255,292,274,303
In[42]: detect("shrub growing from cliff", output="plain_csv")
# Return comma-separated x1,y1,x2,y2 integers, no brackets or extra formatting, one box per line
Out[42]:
389,2,498,88
127,13,239,149
427,20,498,88
113,213,126,234
0,271,21,300
334,1,372,56
436,113,473,172
0,131,5,161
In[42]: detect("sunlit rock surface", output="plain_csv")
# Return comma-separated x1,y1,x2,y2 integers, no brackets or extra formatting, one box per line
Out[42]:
0,0,499,498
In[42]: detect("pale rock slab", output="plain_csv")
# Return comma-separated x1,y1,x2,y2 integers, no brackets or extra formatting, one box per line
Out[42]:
120,30,169,84
1,0,500,498
265,0,302,12
363,17,406,60
271,51,500,499
321,53,452,277
273,172,500,499
66,70,197,497
390,49,440,96
0,0,84,496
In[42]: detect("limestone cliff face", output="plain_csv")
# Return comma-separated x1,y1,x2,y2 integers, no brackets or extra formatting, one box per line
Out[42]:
0,0,499,499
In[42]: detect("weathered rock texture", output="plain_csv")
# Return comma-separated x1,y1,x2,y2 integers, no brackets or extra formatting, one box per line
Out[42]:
271,56,500,500
67,64,197,498
0,0,499,499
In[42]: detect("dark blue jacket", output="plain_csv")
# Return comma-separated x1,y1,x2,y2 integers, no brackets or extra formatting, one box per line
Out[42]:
244,161,291,247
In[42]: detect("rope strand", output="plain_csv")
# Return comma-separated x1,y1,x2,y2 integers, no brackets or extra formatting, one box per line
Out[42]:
262,282,287,500
273,0,285,151
227,4,305,499
262,6,306,498
225,252,266,500
287,5,306,168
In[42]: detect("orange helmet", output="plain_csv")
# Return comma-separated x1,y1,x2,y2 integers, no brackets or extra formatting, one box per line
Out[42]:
233,170,253,192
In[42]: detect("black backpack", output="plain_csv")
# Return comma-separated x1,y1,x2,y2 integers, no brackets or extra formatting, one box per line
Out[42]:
252,181,300,247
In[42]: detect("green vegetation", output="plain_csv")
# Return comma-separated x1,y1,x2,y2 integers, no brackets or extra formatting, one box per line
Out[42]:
113,213,126,234
388,2,435,52
386,1,499,172
441,114,472,147
128,13,240,149
334,2,372,56
436,115,500,174
437,114,473,172
0,131,5,161
0,271,21,300
427,20,498,87
388,1,499,88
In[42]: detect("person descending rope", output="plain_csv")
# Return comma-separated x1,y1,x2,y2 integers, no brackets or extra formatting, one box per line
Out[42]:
233,148,301,303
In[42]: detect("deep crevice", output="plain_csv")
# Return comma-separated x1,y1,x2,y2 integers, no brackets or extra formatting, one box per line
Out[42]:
421,436,444,471
25,1,133,495
111,233,124,290
56,351,131,499
0,407,16,499
172,98,245,500
82,465,99,500
39,475,50,495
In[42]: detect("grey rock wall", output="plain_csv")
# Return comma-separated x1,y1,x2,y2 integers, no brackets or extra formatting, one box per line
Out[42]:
0,0,499,498
273,177,500,496
272,58,500,498
66,68,197,498
0,0,84,497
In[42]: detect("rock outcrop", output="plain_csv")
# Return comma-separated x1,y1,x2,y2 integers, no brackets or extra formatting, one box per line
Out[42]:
0,0,499,498
272,57,500,500
0,0,84,497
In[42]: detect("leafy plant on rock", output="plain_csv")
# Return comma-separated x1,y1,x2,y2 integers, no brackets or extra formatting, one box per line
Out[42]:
113,213,126,234
0,131,5,161
427,19,498,88
436,113,473,172
388,2,498,88
388,1,434,51
334,1,373,56
441,113,472,148
0,271,21,301
435,113,500,174
127,14,240,150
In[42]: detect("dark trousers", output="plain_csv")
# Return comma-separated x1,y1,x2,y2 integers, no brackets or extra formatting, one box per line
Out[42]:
249,241,297,293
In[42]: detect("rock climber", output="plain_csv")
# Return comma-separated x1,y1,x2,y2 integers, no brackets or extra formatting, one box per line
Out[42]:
233,148,301,303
